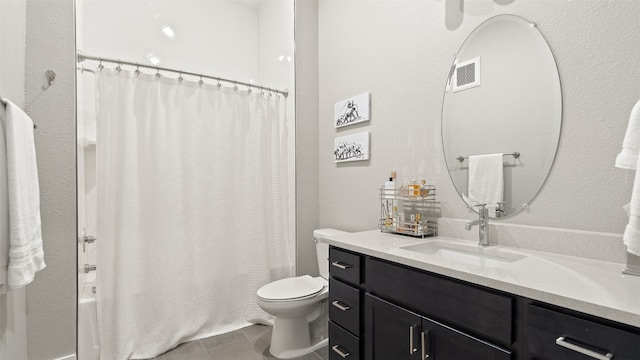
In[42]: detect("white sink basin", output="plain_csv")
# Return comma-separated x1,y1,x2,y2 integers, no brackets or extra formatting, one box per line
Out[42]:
400,240,526,268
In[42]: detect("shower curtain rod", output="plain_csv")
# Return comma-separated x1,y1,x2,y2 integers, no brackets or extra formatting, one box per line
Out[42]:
77,53,289,98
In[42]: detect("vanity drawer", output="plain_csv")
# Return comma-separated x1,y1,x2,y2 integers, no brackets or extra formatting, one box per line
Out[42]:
527,304,640,360
329,277,360,336
329,320,360,360
329,247,361,286
365,257,513,345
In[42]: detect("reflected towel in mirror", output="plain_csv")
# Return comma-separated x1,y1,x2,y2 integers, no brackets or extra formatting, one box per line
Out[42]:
617,99,640,256
616,100,640,170
468,153,504,218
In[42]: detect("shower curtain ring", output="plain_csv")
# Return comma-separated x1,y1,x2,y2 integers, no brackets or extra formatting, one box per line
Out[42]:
98,59,104,71
134,66,140,76
116,62,122,72
178,71,184,83
156,68,161,80
233,81,238,92
199,75,204,87
217,78,222,89
247,85,252,94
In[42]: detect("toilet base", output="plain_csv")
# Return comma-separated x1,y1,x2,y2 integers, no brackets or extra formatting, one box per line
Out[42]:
270,337,328,359
269,318,328,359
268,303,328,359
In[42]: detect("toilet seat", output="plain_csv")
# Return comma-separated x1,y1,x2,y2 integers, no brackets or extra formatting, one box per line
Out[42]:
257,275,326,302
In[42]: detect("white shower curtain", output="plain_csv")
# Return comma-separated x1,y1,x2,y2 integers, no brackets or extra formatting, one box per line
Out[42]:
95,69,293,359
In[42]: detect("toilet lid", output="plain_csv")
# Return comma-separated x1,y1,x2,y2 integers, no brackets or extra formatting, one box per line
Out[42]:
257,275,326,301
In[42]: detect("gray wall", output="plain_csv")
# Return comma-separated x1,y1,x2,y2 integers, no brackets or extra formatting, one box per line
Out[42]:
25,0,76,358
0,0,28,359
316,1,640,247
295,0,320,276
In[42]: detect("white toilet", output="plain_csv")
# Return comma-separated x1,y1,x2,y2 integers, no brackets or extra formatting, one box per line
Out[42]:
257,228,345,359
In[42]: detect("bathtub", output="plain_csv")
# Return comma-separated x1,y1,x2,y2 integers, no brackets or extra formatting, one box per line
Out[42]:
78,272,100,360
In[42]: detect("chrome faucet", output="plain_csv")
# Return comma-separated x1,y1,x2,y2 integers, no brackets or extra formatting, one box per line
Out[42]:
465,204,490,247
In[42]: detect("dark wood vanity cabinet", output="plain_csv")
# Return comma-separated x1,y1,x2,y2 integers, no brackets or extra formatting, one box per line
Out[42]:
527,304,640,360
365,294,511,360
328,247,362,360
327,246,640,360
365,257,513,345
364,256,514,360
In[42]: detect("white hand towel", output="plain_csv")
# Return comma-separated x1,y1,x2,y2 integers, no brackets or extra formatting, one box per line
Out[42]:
468,153,504,218
1,100,46,289
616,100,640,170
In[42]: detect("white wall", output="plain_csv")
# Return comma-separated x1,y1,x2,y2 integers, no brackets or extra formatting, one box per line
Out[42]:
1,1,76,359
81,0,258,82
81,0,270,85
294,0,320,276
0,0,26,109
24,0,77,358
0,2,28,358
258,0,297,268
316,1,640,261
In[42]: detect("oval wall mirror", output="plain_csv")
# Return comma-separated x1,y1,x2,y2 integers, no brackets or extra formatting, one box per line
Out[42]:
442,14,562,218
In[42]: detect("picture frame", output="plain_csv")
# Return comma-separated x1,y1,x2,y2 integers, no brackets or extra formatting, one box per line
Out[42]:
334,92,370,128
334,131,370,163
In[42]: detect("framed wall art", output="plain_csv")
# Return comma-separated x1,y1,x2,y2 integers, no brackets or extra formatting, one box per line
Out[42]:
334,131,370,163
334,92,370,128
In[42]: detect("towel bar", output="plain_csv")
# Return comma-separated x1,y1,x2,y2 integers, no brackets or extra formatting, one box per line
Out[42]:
457,152,520,163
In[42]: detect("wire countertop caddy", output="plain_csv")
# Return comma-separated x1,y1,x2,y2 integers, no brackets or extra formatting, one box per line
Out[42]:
378,184,438,238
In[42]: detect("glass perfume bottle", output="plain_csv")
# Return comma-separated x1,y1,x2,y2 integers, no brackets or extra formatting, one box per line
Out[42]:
420,179,430,199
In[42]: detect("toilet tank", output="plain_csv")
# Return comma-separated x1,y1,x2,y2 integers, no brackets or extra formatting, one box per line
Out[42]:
313,228,347,280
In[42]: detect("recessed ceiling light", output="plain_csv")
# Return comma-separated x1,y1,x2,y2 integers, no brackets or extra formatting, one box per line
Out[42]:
161,26,175,39
146,52,161,66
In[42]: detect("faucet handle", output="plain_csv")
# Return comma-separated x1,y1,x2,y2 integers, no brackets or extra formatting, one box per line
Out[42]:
473,204,489,218
494,202,506,217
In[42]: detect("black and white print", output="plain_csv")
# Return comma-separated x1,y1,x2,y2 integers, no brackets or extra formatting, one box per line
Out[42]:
334,131,370,163
334,92,370,128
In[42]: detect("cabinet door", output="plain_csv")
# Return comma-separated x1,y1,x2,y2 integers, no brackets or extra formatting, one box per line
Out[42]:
364,294,422,360
421,317,512,360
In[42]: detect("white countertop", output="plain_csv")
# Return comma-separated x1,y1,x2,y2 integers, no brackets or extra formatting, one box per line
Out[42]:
320,230,640,328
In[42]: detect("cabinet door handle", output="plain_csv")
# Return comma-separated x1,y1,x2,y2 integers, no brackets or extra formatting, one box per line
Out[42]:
555,337,613,360
331,300,351,311
409,325,417,355
331,261,351,270
421,330,431,359
332,345,350,358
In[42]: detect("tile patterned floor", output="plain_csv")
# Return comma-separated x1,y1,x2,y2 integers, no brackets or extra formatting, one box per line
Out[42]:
150,324,328,360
